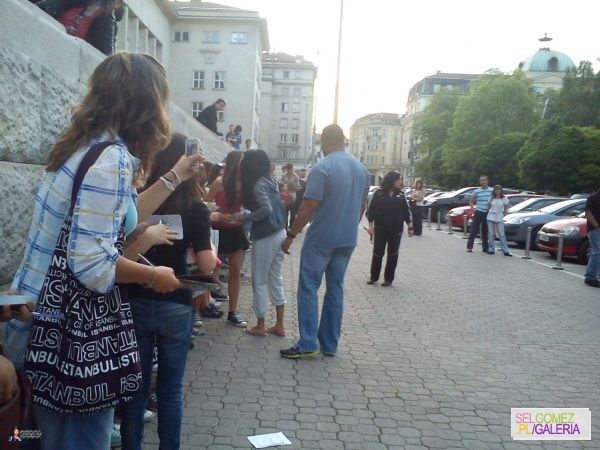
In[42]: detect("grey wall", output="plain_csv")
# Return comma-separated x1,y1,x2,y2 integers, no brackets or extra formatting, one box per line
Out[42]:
0,0,229,288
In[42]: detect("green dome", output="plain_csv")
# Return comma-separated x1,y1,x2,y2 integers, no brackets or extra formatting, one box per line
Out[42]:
519,48,575,73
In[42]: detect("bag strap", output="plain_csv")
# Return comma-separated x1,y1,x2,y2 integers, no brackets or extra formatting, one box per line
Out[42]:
69,141,116,214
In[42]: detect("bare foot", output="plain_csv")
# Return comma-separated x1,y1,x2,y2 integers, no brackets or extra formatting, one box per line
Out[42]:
243,325,267,336
266,326,286,337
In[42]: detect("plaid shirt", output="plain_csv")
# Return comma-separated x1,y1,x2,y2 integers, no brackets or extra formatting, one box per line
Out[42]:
2,132,139,367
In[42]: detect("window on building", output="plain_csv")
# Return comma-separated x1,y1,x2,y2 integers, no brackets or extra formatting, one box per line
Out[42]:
174,31,189,42
230,32,247,44
294,71,301,79
294,88,301,96
283,71,290,79
291,134,299,144
382,130,387,138
217,111,224,121
433,84,441,93
548,57,559,72
382,142,386,151
279,118,288,128
193,71,205,89
290,149,298,158
381,157,385,165
282,87,289,96
372,130,378,137
291,119,299,129
279,149,287,158
214,71,225,89
280,134,287,144
292,103,300,113
394,131,398,140
191,102,203,118
393,143,397,153
281,102,289,112
362,143,366,151
203,31,220,43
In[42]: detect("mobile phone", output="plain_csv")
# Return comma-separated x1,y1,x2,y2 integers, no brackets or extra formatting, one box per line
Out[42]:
185,138,201,169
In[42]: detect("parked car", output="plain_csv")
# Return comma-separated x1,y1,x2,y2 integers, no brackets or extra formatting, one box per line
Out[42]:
423,191,447,202
423,187,476,223
506,196,566,214
503,199,587,249
449,194,548,229
570,193,592,199
536,213,589,263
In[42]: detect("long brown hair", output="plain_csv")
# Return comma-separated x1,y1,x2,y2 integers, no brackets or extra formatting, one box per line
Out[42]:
222,151,243,207
380,171,402,193
46,52,171,185
143,133,206,214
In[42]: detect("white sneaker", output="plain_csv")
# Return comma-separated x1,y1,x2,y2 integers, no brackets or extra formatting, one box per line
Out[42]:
193,311,203,327
144,409,155,423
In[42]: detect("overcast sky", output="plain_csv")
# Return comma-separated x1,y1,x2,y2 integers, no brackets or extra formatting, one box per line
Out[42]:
212,0,599,135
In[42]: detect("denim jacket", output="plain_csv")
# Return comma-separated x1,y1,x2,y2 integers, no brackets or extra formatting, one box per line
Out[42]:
244,176,287,240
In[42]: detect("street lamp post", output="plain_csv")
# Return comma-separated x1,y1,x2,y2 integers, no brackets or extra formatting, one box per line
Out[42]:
333,0,344,124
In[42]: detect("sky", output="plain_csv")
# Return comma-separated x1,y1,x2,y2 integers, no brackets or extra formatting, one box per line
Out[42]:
206,0,599,135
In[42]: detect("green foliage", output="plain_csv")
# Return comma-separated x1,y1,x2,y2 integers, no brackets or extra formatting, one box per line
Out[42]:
442,72,540,186
517,121,600,194
413,88,462,186
545,61,600,128
472,133,528,187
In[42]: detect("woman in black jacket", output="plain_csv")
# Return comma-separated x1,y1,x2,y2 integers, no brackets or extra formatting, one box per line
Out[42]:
366,171,413,286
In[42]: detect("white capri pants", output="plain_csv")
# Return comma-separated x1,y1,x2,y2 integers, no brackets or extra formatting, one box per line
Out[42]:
250,228,287,318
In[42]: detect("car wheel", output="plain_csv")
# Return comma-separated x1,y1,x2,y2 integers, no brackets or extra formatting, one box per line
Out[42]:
515,242,526,249
577,239,590,264
437,207,449,224
529,226,542,250
547,252,557,259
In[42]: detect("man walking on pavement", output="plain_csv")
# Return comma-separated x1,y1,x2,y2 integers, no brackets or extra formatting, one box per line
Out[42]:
280,124,371,358
466,175,493,253
584,189,600,287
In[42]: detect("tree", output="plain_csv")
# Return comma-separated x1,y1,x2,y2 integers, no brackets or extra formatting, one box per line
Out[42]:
517,121,600,194
442,71,540,186
413,88,462,186
546,60,600,128
472,132,528,188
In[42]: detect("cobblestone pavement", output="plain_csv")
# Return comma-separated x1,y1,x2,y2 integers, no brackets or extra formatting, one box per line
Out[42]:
141,219,600,449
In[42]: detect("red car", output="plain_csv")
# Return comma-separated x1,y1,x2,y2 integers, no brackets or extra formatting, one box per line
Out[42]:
536,214,589,263
448,194,547,229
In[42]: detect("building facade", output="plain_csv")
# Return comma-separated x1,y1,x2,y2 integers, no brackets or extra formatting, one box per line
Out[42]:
349,113,403,185
260,52,317,165
400,72,478,186
168,1,269,146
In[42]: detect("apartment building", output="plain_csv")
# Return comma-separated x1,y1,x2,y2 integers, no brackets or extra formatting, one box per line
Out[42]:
260,52,317,164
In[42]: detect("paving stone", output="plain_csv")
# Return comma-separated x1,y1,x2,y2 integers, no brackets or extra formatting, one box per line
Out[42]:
141,227,600,449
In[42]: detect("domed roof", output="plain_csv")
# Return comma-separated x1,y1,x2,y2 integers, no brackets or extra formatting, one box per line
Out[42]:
518,35,575,73
519,48,575,73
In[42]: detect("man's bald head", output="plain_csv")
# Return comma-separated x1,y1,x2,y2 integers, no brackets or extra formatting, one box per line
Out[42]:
321,124,345,155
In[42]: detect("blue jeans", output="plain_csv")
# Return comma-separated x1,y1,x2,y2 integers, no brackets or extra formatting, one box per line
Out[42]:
32,405,113,450
120,299,192,450
487,220,510,254
295,241,355,355
585,229,600,281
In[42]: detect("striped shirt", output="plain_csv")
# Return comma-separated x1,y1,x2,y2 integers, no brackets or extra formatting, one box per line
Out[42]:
2,132,139,367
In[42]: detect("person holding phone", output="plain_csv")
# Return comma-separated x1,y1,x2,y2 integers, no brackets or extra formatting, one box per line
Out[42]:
2,52,203,450
120,133,217,450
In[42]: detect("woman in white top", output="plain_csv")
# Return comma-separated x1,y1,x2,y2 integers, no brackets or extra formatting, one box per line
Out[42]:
410,179,426,235
486,185,512,256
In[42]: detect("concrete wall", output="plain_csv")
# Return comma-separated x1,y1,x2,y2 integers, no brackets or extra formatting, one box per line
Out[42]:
0,0,229,288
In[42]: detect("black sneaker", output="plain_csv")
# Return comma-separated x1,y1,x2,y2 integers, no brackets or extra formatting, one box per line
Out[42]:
227,312,247,328
200,304,223,319
366,279,376,285
146,394,158,412
280,347,320,359
584,279,600,288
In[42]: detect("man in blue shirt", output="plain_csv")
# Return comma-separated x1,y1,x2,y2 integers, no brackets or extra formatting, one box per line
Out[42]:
467,175,494,253
280,124,371,358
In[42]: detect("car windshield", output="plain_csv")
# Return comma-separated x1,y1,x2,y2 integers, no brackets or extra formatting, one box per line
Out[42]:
538,200,583,214
508,198,548,212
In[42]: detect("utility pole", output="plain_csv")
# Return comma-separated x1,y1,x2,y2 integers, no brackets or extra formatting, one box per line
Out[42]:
333,0,344,124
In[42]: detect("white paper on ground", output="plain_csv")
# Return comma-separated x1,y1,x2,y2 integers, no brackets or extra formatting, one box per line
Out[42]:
247,431,292,448
146,214,183,239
